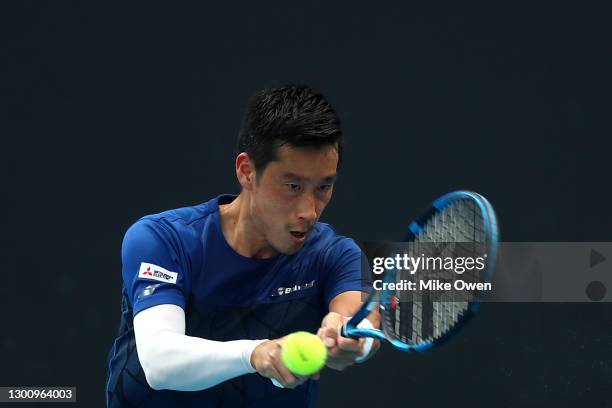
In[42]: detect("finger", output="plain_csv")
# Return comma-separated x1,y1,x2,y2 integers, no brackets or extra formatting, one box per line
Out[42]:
265,359,297,388
317,327,331,346
325,340,349,357
265,343,292,387
319,326,338,348
272,345,304,388
274,360,302,389
267,365,290,387
336,336,362,352
324,331,354,357
320,322,341,335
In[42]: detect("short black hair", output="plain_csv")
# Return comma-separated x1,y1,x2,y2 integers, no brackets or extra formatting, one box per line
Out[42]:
237,84,343,173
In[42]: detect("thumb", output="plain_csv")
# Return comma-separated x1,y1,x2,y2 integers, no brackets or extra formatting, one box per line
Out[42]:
318,326,338,347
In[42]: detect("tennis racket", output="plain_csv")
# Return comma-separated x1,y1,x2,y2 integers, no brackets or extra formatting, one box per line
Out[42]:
342,190,499,351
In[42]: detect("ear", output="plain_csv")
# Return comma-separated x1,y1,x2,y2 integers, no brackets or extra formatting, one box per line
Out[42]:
236,152,255,191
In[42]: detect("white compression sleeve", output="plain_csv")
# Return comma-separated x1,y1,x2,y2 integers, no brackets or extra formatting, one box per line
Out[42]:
133,304,267,391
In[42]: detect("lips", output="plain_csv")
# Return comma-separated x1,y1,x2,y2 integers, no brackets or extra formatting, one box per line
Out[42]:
289,227,312,243
289,225,313,243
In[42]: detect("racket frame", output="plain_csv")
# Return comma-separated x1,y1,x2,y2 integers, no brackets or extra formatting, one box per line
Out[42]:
341,190,499,352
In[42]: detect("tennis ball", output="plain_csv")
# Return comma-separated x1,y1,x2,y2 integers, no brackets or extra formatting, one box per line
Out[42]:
281,331,327,376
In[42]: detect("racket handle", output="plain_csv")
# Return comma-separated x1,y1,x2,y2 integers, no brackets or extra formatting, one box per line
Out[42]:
340,323,349,338
341,322,360,339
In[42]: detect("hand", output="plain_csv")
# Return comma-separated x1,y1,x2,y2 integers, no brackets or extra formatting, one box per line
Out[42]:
317,312,365,371
250,337,320,388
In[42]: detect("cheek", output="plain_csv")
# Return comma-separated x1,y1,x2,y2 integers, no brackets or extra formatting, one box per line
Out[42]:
255,189,291,223
265,193,291,215
314,202,326,217
316,190,333,213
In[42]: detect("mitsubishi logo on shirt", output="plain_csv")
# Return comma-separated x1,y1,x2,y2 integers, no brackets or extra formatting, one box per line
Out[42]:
138,262,178,284
272,280,316,297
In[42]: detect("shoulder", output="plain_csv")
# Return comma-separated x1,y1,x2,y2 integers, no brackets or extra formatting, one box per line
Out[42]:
124,197,220,250
142,199,216,228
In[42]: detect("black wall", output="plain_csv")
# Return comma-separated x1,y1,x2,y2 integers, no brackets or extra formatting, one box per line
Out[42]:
7,1,611,407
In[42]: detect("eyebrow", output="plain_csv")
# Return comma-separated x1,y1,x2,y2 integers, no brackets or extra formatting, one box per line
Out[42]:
282,172,337,183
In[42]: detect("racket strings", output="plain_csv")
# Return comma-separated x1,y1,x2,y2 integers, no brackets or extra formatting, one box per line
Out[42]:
387,199,486,345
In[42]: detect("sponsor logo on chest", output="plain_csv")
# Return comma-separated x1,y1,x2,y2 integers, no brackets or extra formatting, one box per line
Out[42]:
272,280,316,297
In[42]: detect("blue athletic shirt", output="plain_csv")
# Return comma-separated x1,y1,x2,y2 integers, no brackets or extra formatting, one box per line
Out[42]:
106,194,369,407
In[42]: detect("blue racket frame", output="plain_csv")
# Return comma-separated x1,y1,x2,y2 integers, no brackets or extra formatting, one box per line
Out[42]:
341,190,499,352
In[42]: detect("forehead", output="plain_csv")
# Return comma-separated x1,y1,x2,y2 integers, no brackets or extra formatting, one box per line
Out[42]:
265,144,339,178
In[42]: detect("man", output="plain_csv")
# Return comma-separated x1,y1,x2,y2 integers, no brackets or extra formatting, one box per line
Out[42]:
106,85,378,407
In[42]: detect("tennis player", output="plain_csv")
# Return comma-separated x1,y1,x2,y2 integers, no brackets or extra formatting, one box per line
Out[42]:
105,85,379,407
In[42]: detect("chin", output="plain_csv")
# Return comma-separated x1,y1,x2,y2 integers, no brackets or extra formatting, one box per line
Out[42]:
275,242,303,255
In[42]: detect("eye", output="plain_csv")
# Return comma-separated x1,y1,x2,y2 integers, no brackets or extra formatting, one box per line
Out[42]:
318,184,332,192
286,183,302,192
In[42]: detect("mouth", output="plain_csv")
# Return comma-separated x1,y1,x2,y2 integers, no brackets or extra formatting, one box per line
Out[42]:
289,230,308,241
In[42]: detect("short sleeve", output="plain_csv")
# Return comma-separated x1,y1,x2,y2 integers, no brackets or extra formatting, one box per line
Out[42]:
321,238,372,307
121,219,188,316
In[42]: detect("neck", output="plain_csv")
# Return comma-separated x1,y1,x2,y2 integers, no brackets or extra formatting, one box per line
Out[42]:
219,193,278,259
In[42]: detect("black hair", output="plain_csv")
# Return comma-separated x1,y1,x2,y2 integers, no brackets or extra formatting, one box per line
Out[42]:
237,84,342,173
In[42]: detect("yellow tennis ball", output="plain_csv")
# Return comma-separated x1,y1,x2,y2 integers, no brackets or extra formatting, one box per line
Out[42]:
281,331,327,376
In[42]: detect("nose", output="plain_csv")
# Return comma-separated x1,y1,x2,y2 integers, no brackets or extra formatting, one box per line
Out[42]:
296,192,318,224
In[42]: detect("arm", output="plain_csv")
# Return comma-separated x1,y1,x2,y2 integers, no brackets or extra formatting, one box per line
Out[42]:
124,221,261,390
134,304,265,391
329,290,380,327
318,237,380,369
135,304,312,390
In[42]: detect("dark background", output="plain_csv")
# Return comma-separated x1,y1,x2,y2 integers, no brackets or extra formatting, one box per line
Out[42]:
6,1,612,407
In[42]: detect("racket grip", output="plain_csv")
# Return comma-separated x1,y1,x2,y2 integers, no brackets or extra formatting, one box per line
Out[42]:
341,322,356,339
271,378,284,388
